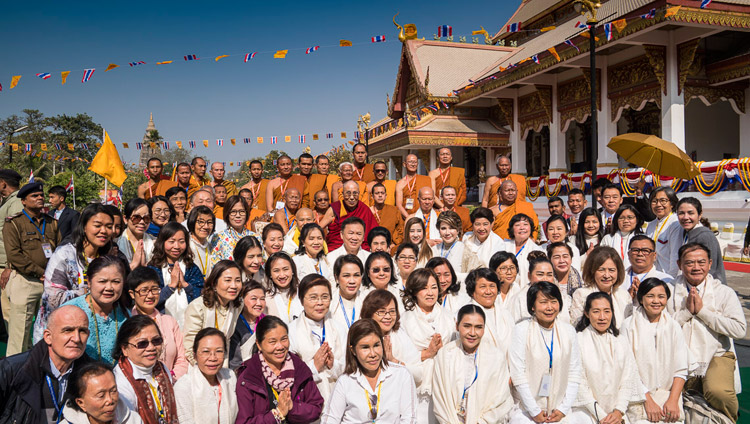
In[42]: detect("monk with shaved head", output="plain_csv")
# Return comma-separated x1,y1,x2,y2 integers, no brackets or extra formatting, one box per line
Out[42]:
273,187,302,234
482,154,527,207
490,179,539,239
396,153,432,219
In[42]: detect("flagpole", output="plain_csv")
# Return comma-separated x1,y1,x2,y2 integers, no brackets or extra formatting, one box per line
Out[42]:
72,174,76,210
102,128,107,204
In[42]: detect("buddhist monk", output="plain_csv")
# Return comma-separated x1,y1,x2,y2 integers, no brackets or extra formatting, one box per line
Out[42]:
272,187,301,234
302,154,339,208
213,184,227,218
311,189,334,231
331,162,368,205
370,182,403,246
210,161,237,196
138,157,177,199
326,180,378,251
482,155,527,207
174,163,192,192
366,160,396,206
239,188,268,232
351,142,375,183
187,157,210,200
265,155,306,212
439,185,471,235
490,180,538,239
240,160,269,211
395,153,432,218
429,147,466,207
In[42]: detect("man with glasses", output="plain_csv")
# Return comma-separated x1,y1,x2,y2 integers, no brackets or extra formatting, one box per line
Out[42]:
138,158,177,200
331,162,369,205
239,160,269,211
272,188,302,234
429,147,466,208
351,143,375,183
623,235,673,299
395,153,431,219
365,160,396,206
482,155,526,207
301,155,339,208
369,183,403,248
326,181,377,251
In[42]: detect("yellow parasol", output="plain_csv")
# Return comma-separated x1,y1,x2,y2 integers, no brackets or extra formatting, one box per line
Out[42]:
607,133,700,180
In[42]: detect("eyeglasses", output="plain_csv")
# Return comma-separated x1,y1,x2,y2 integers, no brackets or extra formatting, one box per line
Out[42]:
229,210,247,217
196,219,213,228
305,294,331,303
651,198,670,205
374,309,397,317
617,215,637,222
628,248,655,256
134,287,161,296
152,208,170,216
397,255,416,262
371,267,391,274
128,336,164,350
129,214,152,225
370,394,378,420
343,192,359,198
497,265,517,273
197,349,226,358
315,197,329,203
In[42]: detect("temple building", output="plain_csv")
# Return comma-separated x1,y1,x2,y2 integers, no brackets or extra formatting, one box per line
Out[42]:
138,113,161,168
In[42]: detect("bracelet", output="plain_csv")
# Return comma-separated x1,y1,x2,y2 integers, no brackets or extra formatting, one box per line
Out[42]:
271,408,283,424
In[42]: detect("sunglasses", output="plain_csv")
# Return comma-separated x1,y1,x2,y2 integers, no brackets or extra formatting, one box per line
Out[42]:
370,394,378,420
128,336,164,350
129,214,152,225
371,267,391,274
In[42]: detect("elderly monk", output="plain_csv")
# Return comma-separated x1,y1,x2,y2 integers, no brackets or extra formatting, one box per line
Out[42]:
187,157,210,200
282,207,317,254
351,142,375,183
325,181,377,251
265,155,306,212
410,187,441,244
366,160,396,206
396,153,432,219
482,155,527,207
239,188,268,233
370,182,403,246
239,160,269,211
302,155,340,208
210,161,237,197
272,187,302,234
312,189,334,231
429,147,466,207
138,157,177,200
440,186,471,235
213,184,228,218
331,162,368,205
491,180,538,239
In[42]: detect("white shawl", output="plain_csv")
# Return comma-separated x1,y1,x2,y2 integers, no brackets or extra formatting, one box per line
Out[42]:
432,340,513,424
463,231,505,268
266,290,304,325
415,208,439,240
440,289,471,321
504,239,542,288
174,365,238,424
292,254,333,282
470,300,513,352
432,240,484,275
600,231,635,270
387,328,424,386
509,286,572,325
495,280,521,311
401,305,456,396
288,315,346,401
570,286,632,328
183,298,241,367
328,290,364,330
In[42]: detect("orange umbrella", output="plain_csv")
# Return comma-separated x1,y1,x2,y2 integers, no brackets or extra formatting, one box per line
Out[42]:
607,133,699,180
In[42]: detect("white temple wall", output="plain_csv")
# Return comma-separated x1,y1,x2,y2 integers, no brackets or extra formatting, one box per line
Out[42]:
685,100,740,161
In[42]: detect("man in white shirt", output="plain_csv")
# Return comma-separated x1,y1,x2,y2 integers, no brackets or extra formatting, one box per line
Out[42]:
187,188,227,233
623,235,673,298
409,187,440,245
327,216,369,266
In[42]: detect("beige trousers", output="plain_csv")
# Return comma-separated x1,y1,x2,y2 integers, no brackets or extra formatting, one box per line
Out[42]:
685,351,738,422
1,271,43,356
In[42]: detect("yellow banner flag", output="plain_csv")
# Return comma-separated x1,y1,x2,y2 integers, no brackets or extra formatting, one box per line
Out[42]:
203,140,208,147
89,130,127,186
274,50,288,58
61,71,71,85
612,18,627,33
149,142,156,149
156,61,173,65
230,162,234,166
580,33,600,41
230,138,236,145
665,6,681,17
41,144,47,151
547,47,560,61
176,141,182,149
215,55,230,61
340,40,352,47
312,134,319,140
540,26,556,32
67,144,75,151
340,132,347,139
105,64,119,72
284,136,291,143
36,152,42,158
123,143,130,149
10,76,21,89
257,137,263,144
11,144,18,152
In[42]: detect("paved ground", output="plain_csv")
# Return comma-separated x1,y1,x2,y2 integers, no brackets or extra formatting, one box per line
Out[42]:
727,270,750,364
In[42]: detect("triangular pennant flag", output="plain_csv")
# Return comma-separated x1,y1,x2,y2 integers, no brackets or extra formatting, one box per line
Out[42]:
230,138,236,145
105,64,119,72
156,61,173,65
215,55,230,61
61,71,71,85
540,26,556,32
202,140,208,147
10,76,21,89
665,6,681,17
547,47,560,61
274,50,289,58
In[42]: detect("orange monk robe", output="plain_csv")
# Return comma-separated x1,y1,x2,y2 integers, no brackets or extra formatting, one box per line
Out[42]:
143,176,177,200
271,175,307,209
435,167,467,206
214,180,237,197
440,206,472,235
337,181,369,205
491,201,539,240
245,208,266,232
246,179,269,211
367,180,397,207
302,174,338,208
401,175,432,215
352,163,375,183
213,204,225,221
373,204,404,246
187,175,211,201
487,174,527,207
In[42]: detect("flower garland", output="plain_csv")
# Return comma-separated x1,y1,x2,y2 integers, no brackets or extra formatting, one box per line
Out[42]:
737,158,750,192
544,175,564,197
693,159,727,196
526,177,544,201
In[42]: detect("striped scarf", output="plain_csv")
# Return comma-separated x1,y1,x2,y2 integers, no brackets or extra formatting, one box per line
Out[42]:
259,352,295,391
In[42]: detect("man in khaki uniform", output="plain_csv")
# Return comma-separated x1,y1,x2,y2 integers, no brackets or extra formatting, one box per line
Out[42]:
0,169,23,342
3,182,60,355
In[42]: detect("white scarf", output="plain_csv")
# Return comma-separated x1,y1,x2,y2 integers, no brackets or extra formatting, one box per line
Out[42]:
268,290,303,325
181,365,238,424
401,305,455,396
464,231,505,268
329,290,363,330
672,274,723,375
202,303,241,368
387,328,424,386
471,300,513,353
627,306,685,392
290,315,344,400
525,318,573,412
415,208,439,239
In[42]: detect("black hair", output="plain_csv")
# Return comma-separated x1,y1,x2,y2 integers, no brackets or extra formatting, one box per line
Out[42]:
298,152,314,162
102,204,124,237
48,185,67,200
165,186,187,201
548,196,563,205
601,183,623,196
352,142,367,152
610,204,644,236
341,216,366,233
508,213,536,239
262,222,285,242
395,242,418,259
147,195,175,223
528,256,553,274
676,196,711,228
147,222,194,268
187,205,215,234
425,256,459,295
489,251,518,275
113,314,162,362
253,315,289,353
574,291,619,336
362,251,397,288
629,234,655,249
87,255,131,311
526,281,563,315
191,157,205,166
469,207,494,224
223,195,249,225
456,304,486,325
334,254,364,279
367,226,392,248
574,207,604,255
65,361,114,412
233,236,264,276
193,327,228,356
649,186,679,210
636,277,672,305
545,214,569,233
124,198,150,219
370,182,386,195
71,203,116,267
0,171,21,188
126,266,161,293
568,188,585,197
677,241,711,261
147,157,163,167
203,260,243,309
296,223,326,257
264,252,300,296
298,274,331,300
465,267,500,298
547,241,574,258
591,177,611,191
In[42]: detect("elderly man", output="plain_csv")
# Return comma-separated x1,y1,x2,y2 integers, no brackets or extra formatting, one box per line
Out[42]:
302,155,339,208
282,207,316,255
265,155,306,212
325,181,377,251
187,157,210,200
0,305,91,423
370,183,403,247
210,161,237,197
312,189,334,230
328,216,370,266
623,235,673,298
482,155,526,207
272,188,302,234
490,180,538,239
213,184,228,218
439,185,471,235
395,153,431,218
365,160,396,206
351,142,375,183
331,162,368,205
240,160,269,211
189,188,227,233
429,147,466,207
138,157,177,199
410,187,440,243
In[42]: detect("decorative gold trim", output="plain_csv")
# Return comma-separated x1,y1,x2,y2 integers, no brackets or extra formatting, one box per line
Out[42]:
518,86,553,135
558,71,600,131
643,45,667,96
685,84,746,114
608,55,663,121
497,98,514,131
706,53,750,85
678,38,700,95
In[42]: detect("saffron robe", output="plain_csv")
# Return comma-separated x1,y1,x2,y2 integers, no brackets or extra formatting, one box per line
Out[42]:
491,201,539,240
368,179,397,207
434,166,467,206
373,204,404,246
270,175,307,210
351,162,375,183
302,174,338,208
143,176,177,200
243,179,269,211
487,174,527,206
401,175,432,215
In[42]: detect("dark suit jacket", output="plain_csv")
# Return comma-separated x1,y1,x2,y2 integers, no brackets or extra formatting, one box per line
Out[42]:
55,207,79,242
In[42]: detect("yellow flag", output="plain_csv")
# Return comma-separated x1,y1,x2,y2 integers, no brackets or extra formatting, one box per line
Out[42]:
340,132,347,139
257,137,263,144
339,40,352,47
540,26,556,32
89,130,127,186
230,162,234,166
67,144,74,151
612,19,627,33
105,64,119,72
547,47,560,61
41,144,47,151
203,140,208,147
499,65,507,72
10,76,21,89
95,142,102,148
150,142,156,149
580,33,600,41
230,138,236,145
215,55,230,61
274,50,288,59
156,61,173,65
284,136,291,143
312,134,319,140
176,141,182,149
123,143,130,149
11,144,18,152
61,71,71,85
665,6,681,17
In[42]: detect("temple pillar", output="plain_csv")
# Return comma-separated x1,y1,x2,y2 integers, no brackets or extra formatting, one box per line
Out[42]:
549,78,567,178
428,147,437,171
510,93,528,175
740,88,750,158
662,32,686,151
388,156,397,180
597,57,619,175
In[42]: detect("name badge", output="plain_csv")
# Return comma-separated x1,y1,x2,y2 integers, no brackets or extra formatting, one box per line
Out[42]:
275,201,285,211
405,198,414,210
42,243,53,258
538,372,551,397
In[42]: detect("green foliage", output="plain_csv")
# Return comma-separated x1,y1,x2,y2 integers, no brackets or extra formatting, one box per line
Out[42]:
121,170,147,202
45,171,104,208
327,148,354,175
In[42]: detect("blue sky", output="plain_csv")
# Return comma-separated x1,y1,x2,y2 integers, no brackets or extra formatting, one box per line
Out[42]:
0,0,517,166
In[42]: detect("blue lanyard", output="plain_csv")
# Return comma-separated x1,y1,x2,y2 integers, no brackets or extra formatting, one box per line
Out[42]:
683,230,689,244
23,210,46,240
441,242,456,259
339,295,355,328
312,322,326,345
541,327,554,370
515,243,526,258
461,353,479,402
45,375,62,423
239,314,254,335
315,259,323,276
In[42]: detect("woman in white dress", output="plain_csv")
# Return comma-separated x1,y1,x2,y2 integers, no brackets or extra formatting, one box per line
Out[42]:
233,235,265,284
571,207,604,268
187,205,215,278
600,204,644,270
645,188,681,275
547,242,584,296
293,223,333,281
405,217,434,267
329,254,365,330
543,215,581,273
463,207,505,267
363,251,403,309
622,278,687,424
488,251,521,310
571,246,632,327
288,274,346,403
426,257,468,318
401,269,456,424
509,281,582,424
264,252,304,324
322,319,417,423
395,243,420,290
505,213,543,287
228,281,266,370
431,211,482,275
569,291,642,424
432,305,514,424
510,256,572,324
465,268,513,350
361,289,423,385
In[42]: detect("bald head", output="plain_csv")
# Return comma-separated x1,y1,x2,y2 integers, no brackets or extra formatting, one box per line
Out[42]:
342,180,361,209
44,305,89,366
296,207,314,228
343,180,360,193
418,186,434,199
418,186,435,212
48,305,88,331
499,180,518,205
284,188,301,209
405,153,419,173
496,155,511,177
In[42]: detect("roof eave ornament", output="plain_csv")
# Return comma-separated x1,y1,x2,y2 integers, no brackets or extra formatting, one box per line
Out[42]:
394,12,419,43
573,0,601,24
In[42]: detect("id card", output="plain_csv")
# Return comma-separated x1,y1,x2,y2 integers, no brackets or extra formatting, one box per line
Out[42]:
42,243,53,259
275,201,285,211
405,198,414,210
538,372,551,397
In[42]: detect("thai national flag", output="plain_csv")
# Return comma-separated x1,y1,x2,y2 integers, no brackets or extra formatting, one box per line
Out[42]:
25,143,31,152
28,170,34,183
700,0,711,8
243,138,250,144
354,131,361,140
604,23,613,41
136,142,143,150
163,142,170,150
305,46,319,54
81,143,89,150
532,55,540,64
564,39,580,52
82,68,95,83
371,35,386,43
640,8,656,18
36,73,51,80
54,143,62,150
65,175,74,192
129,61,146,67
271,136,278,145
438,25,452,37
244,52,257,62
506,22,522,32
326,133,334,139
298,135,306,144
217,139,224,146
189,140,196,148
184,55,198,61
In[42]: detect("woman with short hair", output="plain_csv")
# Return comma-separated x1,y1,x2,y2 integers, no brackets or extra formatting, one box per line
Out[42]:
489,251,521,310
293,223,332,281
426,256,468,317
394,242,420,290
60,362,141,424
146,195,175,237
166,186,188,224
187,205,215,277
431,211,482,275
543,215,581,272
233,235,265,284
645,187,680,275
465,267,514,350
209,195,256,266
362,252,402,309
328,254,365,330
571,246,632,327
600,204,644,270
504,213,542,287
463,207,505,267
228,281,266,370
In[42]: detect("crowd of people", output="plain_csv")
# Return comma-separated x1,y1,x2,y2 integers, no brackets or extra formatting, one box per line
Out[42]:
0,143,745,424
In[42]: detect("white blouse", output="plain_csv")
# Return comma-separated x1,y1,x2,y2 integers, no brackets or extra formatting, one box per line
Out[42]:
292,254,333,282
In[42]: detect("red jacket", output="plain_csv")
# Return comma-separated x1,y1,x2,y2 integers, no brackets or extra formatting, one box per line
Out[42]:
325,201,378,251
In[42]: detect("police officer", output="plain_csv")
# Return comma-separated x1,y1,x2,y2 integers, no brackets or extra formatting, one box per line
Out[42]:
2,182,60,355
0,169,23,343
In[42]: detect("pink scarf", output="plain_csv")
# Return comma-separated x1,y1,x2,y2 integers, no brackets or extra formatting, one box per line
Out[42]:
259,352,295,391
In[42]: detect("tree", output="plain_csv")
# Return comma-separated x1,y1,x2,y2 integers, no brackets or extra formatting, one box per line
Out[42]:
327,147,354,176
160,148,195,176
45,171,104,208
